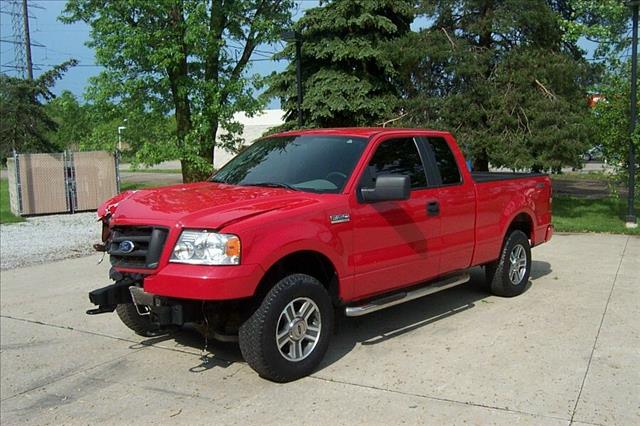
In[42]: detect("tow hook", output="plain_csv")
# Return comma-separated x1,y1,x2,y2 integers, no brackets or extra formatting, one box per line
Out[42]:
129,286,154,316
86,277,138,315
86,306,117,315
127,286,185,326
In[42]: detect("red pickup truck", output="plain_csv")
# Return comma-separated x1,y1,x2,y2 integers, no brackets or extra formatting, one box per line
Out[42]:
88,128,552,382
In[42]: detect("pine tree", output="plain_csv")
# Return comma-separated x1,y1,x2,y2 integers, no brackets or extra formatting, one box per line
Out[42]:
0,60,77,161
269,0,415,129
394,0,595,171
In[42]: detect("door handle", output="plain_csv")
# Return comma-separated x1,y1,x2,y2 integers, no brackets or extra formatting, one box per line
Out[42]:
427,201,440,216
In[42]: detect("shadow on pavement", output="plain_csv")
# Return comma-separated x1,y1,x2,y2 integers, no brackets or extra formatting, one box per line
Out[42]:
531,260,552,280
131,262,553,375
319,267,489,369
132,326,243,372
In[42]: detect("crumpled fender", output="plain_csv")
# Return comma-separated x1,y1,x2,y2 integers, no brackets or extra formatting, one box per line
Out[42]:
97,190,137,220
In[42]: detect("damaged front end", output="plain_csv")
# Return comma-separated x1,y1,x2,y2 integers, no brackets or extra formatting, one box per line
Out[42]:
87,267,192,328
87,195,187,328
86,193,247,339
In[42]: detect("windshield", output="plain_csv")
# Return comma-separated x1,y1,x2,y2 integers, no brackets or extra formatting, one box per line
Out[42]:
211,135,368,193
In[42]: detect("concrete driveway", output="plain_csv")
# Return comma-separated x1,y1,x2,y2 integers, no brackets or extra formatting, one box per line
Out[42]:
1,234,638,425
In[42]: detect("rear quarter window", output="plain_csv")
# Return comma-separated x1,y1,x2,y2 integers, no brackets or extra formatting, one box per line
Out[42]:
428,138,461,185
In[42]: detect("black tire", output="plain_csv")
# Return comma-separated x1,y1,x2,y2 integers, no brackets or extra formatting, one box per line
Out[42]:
239,273,334,382
485,230,532,297
115,303,163,337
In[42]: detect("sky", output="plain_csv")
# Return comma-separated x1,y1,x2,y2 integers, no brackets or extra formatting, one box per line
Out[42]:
1,0,596,107
1,0,97,95
0,0,320,104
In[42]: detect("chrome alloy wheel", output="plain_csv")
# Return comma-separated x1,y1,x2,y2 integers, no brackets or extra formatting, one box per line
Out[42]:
276,297,322,362
509,244,528,285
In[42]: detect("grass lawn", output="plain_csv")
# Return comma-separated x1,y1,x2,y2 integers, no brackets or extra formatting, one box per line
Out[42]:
124,168,183,174
553,196,640,235
550,171,613,182
0,178,24,224
120,181,159,191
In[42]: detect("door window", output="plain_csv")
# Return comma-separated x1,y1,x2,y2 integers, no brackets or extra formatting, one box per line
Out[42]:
366,138,428,189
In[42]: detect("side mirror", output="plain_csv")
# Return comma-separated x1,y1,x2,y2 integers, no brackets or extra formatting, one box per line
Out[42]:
360,175,410,202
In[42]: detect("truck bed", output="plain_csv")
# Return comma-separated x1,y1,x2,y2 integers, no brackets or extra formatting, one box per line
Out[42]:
471,171,546,183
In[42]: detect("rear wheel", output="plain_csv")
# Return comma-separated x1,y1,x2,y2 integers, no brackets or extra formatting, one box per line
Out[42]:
239,273,334,382
115,303,163,337
485,230,532,297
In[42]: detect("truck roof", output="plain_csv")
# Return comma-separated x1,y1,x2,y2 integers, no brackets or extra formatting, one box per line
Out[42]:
272,127,451,139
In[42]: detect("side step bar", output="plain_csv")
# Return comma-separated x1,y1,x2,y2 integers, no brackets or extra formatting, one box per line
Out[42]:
345,272,470,317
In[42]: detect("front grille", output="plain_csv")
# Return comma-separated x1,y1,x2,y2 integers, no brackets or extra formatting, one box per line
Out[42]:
108,226,169,269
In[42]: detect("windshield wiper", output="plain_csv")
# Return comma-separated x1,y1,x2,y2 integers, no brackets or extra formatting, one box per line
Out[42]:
244,182,300,191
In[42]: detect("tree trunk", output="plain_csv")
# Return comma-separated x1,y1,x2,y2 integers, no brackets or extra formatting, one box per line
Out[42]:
167,2,200,183
169,73,195,181
204,2,225,171
474,0,493,173
181,159,202,183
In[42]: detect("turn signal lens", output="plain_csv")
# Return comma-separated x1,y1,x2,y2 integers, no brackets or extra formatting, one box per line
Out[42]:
225,236,241,258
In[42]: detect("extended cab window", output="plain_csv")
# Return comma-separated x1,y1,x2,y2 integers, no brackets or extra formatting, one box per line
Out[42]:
367,138,428,189
428,138,461,185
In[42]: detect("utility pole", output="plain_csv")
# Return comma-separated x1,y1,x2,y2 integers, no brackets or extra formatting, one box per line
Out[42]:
626,0,639,228
295,36,302,128
281,30,303,128
117,127,124,151
9,0,26,78
21,0,33,80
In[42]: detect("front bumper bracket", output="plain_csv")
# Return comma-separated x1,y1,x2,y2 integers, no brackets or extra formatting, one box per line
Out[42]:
86,277,139,315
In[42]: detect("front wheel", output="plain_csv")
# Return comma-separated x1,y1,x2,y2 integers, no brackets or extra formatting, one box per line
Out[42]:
115,303,164,337
485,230,532,297
239,274,334,382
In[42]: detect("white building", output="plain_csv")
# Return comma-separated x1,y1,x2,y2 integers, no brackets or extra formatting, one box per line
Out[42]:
214,109,285,169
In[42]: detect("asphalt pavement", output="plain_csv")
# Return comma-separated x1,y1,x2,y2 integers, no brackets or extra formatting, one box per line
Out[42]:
0,234,638,425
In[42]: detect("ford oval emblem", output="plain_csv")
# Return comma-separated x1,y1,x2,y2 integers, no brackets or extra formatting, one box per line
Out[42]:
118,240,135,253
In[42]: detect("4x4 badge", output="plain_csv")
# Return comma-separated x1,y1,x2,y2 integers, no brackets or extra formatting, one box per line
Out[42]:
329,214,350,224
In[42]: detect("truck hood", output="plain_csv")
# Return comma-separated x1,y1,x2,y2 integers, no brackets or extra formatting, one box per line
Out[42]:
99,182,320,229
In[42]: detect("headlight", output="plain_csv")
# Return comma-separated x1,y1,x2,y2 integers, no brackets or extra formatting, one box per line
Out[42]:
170,230,240,265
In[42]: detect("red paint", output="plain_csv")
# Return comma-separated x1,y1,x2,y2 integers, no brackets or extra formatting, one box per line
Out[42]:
100,128,552,303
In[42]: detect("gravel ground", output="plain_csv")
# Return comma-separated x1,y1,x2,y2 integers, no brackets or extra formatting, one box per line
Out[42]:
1,212,100,270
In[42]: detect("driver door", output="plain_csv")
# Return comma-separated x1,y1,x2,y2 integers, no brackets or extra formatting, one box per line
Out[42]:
349,136,441,299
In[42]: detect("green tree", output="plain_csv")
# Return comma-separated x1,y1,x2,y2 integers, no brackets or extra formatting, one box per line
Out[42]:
593,61,639,197
45,90,92,151
394,0,595,171
62,0,293,182
268,0,415,129
0,60,77,162
548,0,630,59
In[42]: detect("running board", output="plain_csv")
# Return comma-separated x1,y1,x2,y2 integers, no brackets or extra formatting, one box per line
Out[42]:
344,272,471,317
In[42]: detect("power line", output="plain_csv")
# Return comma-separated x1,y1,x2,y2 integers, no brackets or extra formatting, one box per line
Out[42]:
1,63,41,70
0,38,45,47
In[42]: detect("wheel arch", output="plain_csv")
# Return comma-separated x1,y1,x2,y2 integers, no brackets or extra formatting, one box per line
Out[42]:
254,250,341,306
504,211,534,243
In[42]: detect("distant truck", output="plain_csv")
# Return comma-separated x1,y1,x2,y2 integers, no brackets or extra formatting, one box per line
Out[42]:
87,128,553,382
